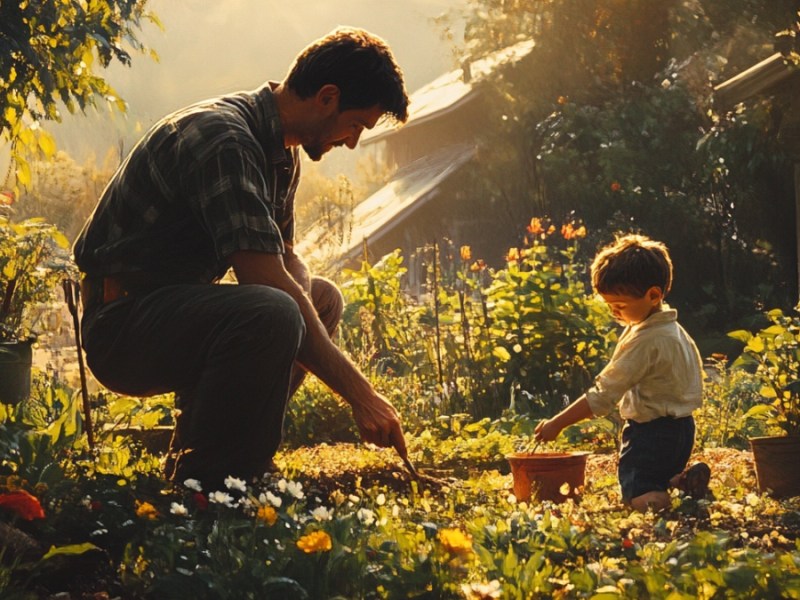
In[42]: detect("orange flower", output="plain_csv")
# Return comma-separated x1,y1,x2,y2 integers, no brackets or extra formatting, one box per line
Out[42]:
0,191,14,207
526,217,545,236
470,259,486,272
135,500,159,520
610,181,621,192
561,223,587,240
460,245,472,261
297,530,332,554
557,95,568,105
438,528,473,556
257,505,277,525
0,490,45,520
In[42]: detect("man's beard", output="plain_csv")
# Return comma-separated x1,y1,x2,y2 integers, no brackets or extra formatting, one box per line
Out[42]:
302,143,324,162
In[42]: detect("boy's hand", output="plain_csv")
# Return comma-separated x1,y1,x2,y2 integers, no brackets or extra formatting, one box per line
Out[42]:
534,418,562,442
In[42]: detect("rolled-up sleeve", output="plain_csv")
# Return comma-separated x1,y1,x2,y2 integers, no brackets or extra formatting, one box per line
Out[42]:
585,338,652,417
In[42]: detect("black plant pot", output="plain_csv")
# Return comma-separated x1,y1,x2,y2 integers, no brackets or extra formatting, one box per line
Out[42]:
0,338,34,405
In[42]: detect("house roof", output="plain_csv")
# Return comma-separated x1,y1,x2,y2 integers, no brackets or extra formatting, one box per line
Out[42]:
714,52,799,108
362,39,535,145
296,143,476,267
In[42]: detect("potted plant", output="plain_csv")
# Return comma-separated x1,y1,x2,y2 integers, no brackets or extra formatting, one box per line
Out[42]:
0,216,72,404
730,308,800,498
507,440,590,504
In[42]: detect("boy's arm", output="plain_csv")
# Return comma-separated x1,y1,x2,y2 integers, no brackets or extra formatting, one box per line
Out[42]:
534,395,594,442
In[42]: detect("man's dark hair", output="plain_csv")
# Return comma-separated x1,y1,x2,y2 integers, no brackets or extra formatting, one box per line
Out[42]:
591,234,673,298
286,27,409,123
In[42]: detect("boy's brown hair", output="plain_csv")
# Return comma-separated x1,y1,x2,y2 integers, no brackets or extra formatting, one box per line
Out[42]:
591,234,673,298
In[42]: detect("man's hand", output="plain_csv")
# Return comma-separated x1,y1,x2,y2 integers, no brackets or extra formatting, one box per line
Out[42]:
534,418,562,442
350,392,408,459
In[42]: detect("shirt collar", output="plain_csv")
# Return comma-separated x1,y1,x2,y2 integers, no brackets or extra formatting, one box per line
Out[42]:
252,82,291,166
631,305,677,332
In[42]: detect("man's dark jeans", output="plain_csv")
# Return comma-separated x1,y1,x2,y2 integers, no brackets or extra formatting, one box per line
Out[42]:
81,279,342,490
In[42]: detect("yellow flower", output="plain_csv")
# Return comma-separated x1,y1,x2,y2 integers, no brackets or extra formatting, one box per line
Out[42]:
506,248,519,262
460,245,472,261
257,505,277,525
135,500,159,520
297,530,332,554
438,528,473,556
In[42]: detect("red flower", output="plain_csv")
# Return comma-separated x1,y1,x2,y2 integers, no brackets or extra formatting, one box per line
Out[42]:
91,500,103,512
622,537,634,549
610,181,622,192
0,490,45,520
193,492,208,511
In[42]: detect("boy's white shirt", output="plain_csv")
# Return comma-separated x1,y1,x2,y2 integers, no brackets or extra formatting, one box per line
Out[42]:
582,305,703,422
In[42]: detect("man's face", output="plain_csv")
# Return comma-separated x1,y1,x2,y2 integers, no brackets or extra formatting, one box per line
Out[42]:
302,104,384,162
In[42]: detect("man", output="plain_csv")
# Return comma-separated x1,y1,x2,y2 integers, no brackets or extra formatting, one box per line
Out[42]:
73,27,410,489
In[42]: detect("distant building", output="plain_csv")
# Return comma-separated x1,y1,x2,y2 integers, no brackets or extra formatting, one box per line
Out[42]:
296,40,535,287
714,48,800,299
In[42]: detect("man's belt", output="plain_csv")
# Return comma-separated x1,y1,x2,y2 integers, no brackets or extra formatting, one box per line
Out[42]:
79,272,165,309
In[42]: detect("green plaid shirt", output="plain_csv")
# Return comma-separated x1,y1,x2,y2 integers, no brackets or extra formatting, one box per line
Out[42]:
73,84,299,283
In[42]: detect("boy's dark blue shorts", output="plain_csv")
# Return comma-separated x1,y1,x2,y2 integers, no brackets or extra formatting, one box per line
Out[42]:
618,415,695,502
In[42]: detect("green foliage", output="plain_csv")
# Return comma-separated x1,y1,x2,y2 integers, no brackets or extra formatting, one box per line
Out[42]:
729,308,800,436
0,217,73,341
0,0,159,189
695,357,769,448
284,377,359,448
436,0,800,333
338,224,614,422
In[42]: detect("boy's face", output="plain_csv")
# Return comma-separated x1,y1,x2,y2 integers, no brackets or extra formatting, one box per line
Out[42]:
600,286,663,325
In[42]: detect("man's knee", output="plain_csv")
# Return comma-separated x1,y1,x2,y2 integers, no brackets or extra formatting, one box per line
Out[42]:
310,277,344,336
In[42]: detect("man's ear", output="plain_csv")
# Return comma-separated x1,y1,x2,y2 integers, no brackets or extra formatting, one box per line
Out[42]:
315,84,340,112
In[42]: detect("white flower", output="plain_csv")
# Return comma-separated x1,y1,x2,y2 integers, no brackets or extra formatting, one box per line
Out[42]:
286,481,304,499
376,493,386,506
357,508,375,526
81,495,92,509
348,494,360,504
661,78,671,89
183,478,203,492
176,567,194,576
277,478,287,492
392,505,400,518
260,491,282,507
90,528,108,537
311,506,333,521
209,491,234,506
170,502,189,516
462,579,502,599
224,476,247,493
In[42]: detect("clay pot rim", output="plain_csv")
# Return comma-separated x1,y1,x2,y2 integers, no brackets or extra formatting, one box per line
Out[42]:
506,451,591,460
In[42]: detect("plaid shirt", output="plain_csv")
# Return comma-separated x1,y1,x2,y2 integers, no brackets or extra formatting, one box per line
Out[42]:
73,84,299,283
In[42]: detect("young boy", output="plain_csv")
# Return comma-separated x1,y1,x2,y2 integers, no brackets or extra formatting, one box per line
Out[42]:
534,234,709,512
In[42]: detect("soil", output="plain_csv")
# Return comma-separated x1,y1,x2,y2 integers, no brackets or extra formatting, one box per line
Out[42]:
276,444,800,552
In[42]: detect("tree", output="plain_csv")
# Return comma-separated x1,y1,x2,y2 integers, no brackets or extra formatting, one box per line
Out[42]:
0,0,159,190
438,0,800,335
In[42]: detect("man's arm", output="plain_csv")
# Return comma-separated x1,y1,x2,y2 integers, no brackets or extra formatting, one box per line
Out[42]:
229,249,408,457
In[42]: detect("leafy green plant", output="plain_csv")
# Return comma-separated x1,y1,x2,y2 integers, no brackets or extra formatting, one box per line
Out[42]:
0,217,72,342
729,308,800,437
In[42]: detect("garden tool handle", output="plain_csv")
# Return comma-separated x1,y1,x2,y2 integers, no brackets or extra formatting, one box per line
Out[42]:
400,452,420,480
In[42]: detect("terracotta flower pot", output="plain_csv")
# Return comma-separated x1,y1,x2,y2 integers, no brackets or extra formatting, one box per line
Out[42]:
750,435,800,498
507,452,590,503
0,338,33,405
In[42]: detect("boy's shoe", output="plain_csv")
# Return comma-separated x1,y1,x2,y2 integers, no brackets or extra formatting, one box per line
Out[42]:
675,462,711,499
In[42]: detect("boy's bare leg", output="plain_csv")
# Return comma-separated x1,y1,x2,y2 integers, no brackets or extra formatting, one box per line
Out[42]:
630,491,671,513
